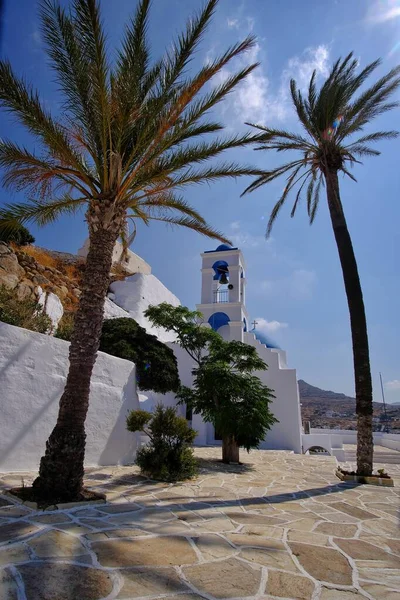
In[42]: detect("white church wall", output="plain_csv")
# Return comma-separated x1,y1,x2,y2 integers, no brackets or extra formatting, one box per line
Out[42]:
0,322,140,472
244,332,303,453
103,296,131,320
142,342,209,446
110,273,181,343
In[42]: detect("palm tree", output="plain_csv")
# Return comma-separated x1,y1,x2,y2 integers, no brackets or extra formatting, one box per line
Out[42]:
243,53,400,476
0,0,266,502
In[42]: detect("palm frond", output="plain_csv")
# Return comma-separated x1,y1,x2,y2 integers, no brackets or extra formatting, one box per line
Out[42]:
290,172,312,217
39,0,102,163
241,160,307,195
131,213,231,245
265,164,309,237
135,192,207,224
0,140,94,198
0,61,88,176
0,195,86,228
161,0,218,92
309,173,323,224
346,131,399,146
244,51,400,233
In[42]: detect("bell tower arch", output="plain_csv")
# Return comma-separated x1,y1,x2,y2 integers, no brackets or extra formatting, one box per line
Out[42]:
197,244,248,341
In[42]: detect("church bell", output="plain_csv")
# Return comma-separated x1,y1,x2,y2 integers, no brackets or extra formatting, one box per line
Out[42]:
219,271,229,285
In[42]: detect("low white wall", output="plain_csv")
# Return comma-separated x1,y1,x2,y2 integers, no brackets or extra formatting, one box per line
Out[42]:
0,322,140,472
379,433,400,452
308,428,400,454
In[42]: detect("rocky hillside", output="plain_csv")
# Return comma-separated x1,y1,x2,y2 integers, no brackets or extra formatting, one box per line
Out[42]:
0,242,83,309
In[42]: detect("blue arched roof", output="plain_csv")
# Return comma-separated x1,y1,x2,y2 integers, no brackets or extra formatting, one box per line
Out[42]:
216,244,233,251
253,328,279,349
208,312,230,332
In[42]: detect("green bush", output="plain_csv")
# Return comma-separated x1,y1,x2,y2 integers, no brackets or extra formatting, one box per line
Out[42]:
0,223,35,246
100,317,180,394
0,285,51,333
54,312,75,341
127,405,197,481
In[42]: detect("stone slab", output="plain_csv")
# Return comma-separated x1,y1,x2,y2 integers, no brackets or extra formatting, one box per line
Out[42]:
19,563,113,600
92,535,197,567
265,571,315,600
0,522,40,544
289,542,353,585
183,557,261,599
117,567,187,598
240,547,299,572
28,530,87,558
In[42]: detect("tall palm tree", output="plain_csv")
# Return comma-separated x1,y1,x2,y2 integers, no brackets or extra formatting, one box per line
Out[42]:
243,54,400,476
0,0,265,502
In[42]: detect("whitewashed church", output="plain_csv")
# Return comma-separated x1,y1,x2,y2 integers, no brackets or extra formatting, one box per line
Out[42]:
108,242,303,454
0,240,303,473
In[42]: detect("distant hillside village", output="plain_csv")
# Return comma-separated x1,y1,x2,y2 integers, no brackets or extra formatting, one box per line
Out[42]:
299,380,400,432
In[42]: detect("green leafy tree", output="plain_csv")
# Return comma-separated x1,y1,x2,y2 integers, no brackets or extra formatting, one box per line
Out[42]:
127,405,197,481
100,317,180,394
242,54,400,476
145,303,277,463
0,0,265,501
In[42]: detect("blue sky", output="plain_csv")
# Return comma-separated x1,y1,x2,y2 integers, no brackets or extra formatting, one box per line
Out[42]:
0,0,399,402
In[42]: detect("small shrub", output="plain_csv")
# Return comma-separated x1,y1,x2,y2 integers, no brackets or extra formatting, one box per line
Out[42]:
0,285,51,333
54,312,75,341
0,223,35,246
127,405,198,481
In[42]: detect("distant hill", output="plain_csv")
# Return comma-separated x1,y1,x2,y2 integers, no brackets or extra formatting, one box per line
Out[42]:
298,380,400,432
298,380,354,401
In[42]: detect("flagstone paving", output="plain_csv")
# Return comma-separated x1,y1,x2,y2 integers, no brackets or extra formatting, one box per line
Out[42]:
0,448,399,600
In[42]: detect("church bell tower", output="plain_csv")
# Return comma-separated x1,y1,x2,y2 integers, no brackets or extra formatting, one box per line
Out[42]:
196,244,249,341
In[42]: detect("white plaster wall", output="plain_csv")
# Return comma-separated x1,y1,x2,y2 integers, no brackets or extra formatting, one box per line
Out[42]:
243,332,303,453
141,343,209,446
310,428,400,452
110,273,181,343
150,333,302,452
0,322,140,472
78,239,151,276
103,296,131,320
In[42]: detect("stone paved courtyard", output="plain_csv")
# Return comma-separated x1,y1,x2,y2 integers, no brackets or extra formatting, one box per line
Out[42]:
0,448,399,600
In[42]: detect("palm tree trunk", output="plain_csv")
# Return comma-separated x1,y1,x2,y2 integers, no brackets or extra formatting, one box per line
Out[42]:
324,169,373,476
33,203,122,501
222,435,240,463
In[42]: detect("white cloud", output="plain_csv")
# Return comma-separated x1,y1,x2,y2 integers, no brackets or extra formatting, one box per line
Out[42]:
227,18,239,29
282,45,330,93
366,3,400,24
386,380,400,391
255,317,288,333
230,221,240,231
212,41,330,125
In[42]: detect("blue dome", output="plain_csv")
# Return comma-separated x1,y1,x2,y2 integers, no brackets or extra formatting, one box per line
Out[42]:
253,329,279,349
216,244,232,251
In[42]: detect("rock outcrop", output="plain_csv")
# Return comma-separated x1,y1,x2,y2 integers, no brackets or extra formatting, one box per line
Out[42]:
0,242,84,308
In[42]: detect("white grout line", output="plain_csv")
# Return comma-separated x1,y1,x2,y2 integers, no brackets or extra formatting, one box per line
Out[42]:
8,565,27,600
